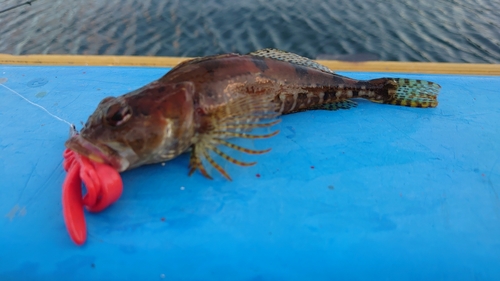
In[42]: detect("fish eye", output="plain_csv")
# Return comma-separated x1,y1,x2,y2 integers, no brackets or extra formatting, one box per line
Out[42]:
105,102,132,127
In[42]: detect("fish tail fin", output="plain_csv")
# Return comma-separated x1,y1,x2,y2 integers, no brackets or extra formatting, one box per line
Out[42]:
367,78,441,108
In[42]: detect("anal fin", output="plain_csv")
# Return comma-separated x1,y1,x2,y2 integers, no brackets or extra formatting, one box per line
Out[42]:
311,100,358,111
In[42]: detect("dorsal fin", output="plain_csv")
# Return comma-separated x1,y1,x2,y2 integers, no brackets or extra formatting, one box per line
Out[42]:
169,53,239,72
248,48,335,74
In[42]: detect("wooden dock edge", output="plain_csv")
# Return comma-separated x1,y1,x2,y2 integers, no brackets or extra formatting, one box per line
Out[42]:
1,54,499,75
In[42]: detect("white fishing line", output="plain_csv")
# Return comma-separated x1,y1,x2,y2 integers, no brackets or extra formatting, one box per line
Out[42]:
0,82,73,128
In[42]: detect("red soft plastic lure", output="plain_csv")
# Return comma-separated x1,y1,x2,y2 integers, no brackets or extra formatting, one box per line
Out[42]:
62,147,123,245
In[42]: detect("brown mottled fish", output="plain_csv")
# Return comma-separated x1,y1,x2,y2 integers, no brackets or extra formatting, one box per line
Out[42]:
65,49,440,180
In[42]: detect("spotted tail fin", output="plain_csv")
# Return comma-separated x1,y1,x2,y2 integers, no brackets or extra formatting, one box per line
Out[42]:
368,78,441,108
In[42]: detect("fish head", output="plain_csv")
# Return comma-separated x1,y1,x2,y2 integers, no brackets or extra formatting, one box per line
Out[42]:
65,81,196,172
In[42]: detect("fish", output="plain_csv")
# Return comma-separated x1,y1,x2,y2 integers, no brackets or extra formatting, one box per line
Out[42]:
65,49,441,180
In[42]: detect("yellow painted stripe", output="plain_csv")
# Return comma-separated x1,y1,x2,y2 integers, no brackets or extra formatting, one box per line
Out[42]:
0,54,188,68
0,53,499,75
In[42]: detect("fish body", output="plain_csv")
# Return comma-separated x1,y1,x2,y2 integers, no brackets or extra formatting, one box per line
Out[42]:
65,49,440,180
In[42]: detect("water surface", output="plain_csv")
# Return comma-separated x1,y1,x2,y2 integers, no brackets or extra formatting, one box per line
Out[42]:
0,0,499,62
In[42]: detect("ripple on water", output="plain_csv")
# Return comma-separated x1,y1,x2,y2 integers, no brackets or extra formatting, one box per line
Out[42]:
0,0,498,62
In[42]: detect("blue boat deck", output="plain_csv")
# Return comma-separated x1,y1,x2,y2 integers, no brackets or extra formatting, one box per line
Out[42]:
1,65,499,280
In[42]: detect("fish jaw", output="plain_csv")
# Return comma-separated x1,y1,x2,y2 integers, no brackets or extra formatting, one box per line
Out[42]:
65,134,130,172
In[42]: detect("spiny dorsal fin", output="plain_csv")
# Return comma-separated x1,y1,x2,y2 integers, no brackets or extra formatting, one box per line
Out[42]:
170,53,239,72
248,48,335,74
189,93,280,180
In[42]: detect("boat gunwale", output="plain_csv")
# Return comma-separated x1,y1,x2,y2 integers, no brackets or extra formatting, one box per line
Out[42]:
1,54,499,76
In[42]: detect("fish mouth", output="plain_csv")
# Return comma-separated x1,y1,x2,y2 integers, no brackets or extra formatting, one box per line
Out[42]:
65,135,129,172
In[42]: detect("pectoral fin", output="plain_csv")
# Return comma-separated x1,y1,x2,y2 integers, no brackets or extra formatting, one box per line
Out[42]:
189,93,280,180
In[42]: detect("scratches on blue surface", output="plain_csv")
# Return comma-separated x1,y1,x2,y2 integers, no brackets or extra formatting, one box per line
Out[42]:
285,125,295,139
18,152,42,201
23,160,65,207
4,204,27,221
370,214,398,232
486,158,500,202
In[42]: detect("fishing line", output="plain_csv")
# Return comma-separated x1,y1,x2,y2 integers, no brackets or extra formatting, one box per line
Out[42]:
0,82,74,128
0,0,38,15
